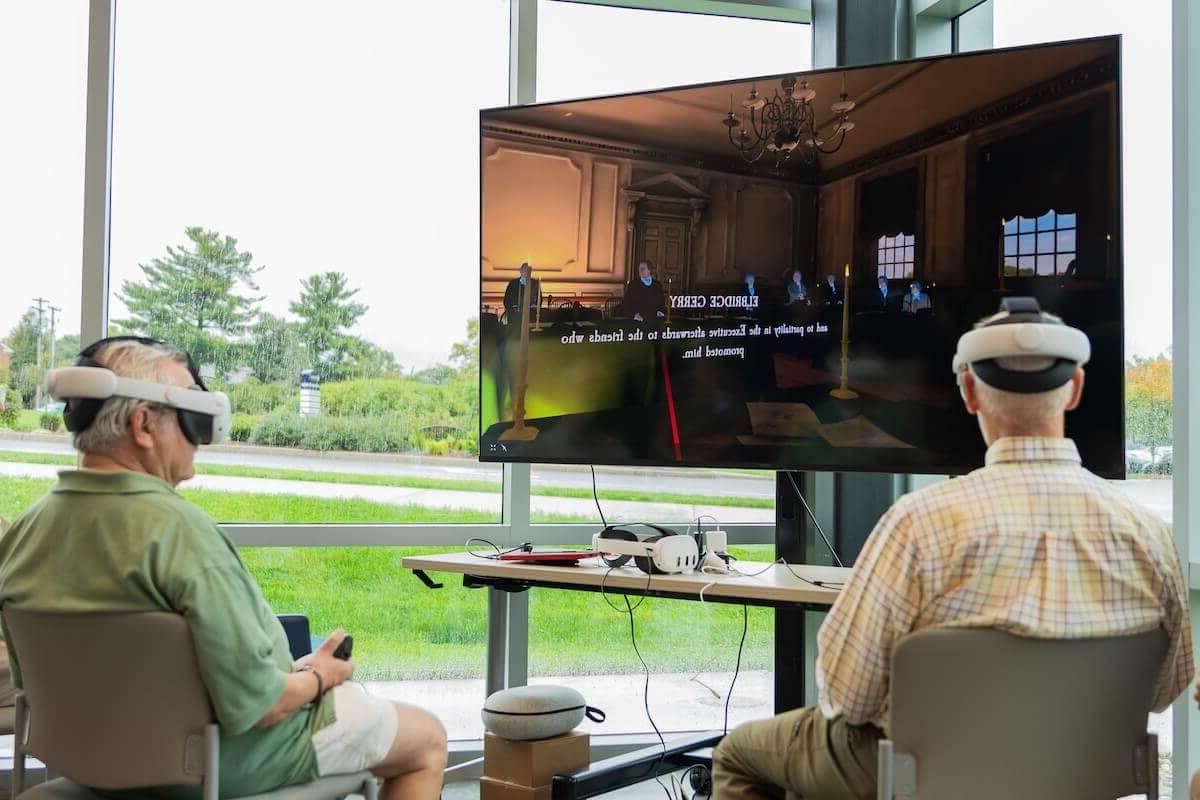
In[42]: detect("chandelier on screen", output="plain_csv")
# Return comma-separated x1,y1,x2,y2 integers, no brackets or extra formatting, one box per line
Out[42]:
722,74,856,165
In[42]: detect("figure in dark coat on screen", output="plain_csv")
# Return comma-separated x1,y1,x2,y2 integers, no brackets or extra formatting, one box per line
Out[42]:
503,262,541,324
625,260,667,323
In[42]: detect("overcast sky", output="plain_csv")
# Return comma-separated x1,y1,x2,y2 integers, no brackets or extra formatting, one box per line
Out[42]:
0,0,1173,370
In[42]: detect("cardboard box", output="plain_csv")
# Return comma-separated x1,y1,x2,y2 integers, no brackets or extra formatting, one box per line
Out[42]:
479,776,550,800
483,730,591,788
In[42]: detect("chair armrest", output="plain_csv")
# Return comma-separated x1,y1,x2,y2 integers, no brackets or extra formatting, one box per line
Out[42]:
275,614,312,660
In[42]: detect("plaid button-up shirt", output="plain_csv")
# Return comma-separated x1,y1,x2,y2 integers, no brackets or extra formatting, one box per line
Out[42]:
816,437,1192,730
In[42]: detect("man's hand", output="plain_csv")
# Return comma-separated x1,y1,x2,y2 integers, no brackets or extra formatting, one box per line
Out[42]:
308,629,355,691
634,313,644,322
656,311,665,318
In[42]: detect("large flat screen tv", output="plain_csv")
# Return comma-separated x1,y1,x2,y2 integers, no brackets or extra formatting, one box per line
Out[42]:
479,36,1123,477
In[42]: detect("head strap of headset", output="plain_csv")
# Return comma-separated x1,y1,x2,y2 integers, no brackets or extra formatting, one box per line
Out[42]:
44,336,231,446
952,297,1090,394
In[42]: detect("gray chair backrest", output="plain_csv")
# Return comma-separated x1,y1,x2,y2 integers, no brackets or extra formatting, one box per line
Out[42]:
5,609,213,789
889,627,1166,800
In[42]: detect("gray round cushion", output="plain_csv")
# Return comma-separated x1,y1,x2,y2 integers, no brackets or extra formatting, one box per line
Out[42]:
481,684,605,741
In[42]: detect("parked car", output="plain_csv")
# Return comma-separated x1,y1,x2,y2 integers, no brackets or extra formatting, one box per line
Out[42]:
35,402,65,414
1125,448,1153,473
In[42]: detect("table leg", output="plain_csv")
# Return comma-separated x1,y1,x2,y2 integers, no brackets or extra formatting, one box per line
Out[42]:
486,586,529,698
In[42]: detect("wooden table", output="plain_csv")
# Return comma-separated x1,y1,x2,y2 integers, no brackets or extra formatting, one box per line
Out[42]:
402,552,849,799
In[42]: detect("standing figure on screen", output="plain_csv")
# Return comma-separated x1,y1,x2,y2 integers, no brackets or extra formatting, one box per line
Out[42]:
738,272,761,317
712,298,1192,800
785,270,808,306
874,275,894,311
902,280,932,314
820,272,842,306
503,263,541,325
625,260,667,323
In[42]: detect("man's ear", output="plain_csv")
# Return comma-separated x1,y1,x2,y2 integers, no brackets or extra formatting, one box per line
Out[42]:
129,405,157,450
1064,367,1085,411
960,370,981,416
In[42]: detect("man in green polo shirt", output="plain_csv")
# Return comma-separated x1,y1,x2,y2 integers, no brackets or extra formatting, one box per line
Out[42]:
0,338,447,800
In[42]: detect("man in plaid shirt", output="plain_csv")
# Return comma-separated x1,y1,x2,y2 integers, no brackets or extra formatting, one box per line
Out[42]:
713,301,1192,799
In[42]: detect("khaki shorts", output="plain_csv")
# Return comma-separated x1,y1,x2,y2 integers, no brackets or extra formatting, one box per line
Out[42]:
312,683,398,775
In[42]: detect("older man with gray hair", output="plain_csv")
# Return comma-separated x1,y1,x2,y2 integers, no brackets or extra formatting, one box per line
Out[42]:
712,298,1192,800
0,337,447,800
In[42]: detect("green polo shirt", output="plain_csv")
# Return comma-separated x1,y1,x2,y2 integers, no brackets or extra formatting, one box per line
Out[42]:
0,470,334,798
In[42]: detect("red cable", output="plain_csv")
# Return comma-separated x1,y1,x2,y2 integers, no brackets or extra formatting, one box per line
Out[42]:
660,348,683,462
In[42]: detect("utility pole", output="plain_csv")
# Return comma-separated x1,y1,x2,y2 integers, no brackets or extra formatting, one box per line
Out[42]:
32,297,48,409
49,306,62,374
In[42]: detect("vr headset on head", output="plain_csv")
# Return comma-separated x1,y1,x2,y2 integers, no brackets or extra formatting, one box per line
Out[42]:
44,336,231,446
952,297,1090,394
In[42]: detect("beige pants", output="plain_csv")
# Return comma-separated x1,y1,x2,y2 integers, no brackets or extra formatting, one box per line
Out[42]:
712,706,881,800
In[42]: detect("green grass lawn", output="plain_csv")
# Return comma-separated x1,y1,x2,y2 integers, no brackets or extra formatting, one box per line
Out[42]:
0,449,772,509
0,475,775,680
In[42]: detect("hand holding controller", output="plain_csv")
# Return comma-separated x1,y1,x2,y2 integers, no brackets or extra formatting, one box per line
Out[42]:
332,635,354,660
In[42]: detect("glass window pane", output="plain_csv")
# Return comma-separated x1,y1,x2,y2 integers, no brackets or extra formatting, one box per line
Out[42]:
530,465,775,525
1019,233,1036,254
904,234,915,246
1037,210,1056,230
1036,254,1055,275
1057,229,1076,252
537,2,812,101
877,235,887,248
108,0,508,524
1018,255,1035,274
1004,236,1018,256
1003,216,1018,235
956,0,993,53
1018,216,1035,233
1057,254,1075,273
0,4,87,458
1058,212,1077,228
904,246,915,263
1037,231,1056,253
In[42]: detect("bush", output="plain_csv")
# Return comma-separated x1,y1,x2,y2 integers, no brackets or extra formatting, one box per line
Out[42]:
422,439,449,456
249,413,412,453
321,377,476,428
229,378,296,415
229,413,257,442
39,412,63,432
0,388,21,428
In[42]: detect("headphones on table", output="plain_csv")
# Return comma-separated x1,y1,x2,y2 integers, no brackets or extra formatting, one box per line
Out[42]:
44,336,232,446
952,297,1090,395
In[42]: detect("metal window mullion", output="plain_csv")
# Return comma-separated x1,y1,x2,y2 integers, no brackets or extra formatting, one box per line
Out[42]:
80,0,116,344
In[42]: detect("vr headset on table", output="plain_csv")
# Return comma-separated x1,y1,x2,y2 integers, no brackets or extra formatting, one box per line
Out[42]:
44,336,231,446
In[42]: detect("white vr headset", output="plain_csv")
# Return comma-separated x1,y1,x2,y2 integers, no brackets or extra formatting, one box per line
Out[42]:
592,528,700,575
952,297,1090,394
45,366,232,446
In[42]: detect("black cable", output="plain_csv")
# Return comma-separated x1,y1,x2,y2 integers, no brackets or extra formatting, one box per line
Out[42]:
590,465,608,530
623,593,674,800
464,537,530,560
783,472,845,568
723,604,748,736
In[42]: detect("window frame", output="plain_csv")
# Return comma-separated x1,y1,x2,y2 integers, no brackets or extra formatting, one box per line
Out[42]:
79,0,785,552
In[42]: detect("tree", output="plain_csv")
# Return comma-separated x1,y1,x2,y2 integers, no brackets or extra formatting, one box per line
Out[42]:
289,271,368,381
118,227,262,375
413,364,456,385
4,310,40,373
344,339,400,379
245,314,306,385
54,334,80,367
1126,354,1172,465
449,317,479,380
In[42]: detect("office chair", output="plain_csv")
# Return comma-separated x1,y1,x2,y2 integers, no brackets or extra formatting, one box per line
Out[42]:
876,627,1165,800
6,609,377,800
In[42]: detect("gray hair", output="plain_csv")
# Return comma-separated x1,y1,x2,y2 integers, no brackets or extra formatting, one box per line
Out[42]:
970,355,1075,432
74,340,190,455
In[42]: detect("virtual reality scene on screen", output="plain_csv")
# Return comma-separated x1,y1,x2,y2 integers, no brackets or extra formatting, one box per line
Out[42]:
479,37,1122,476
